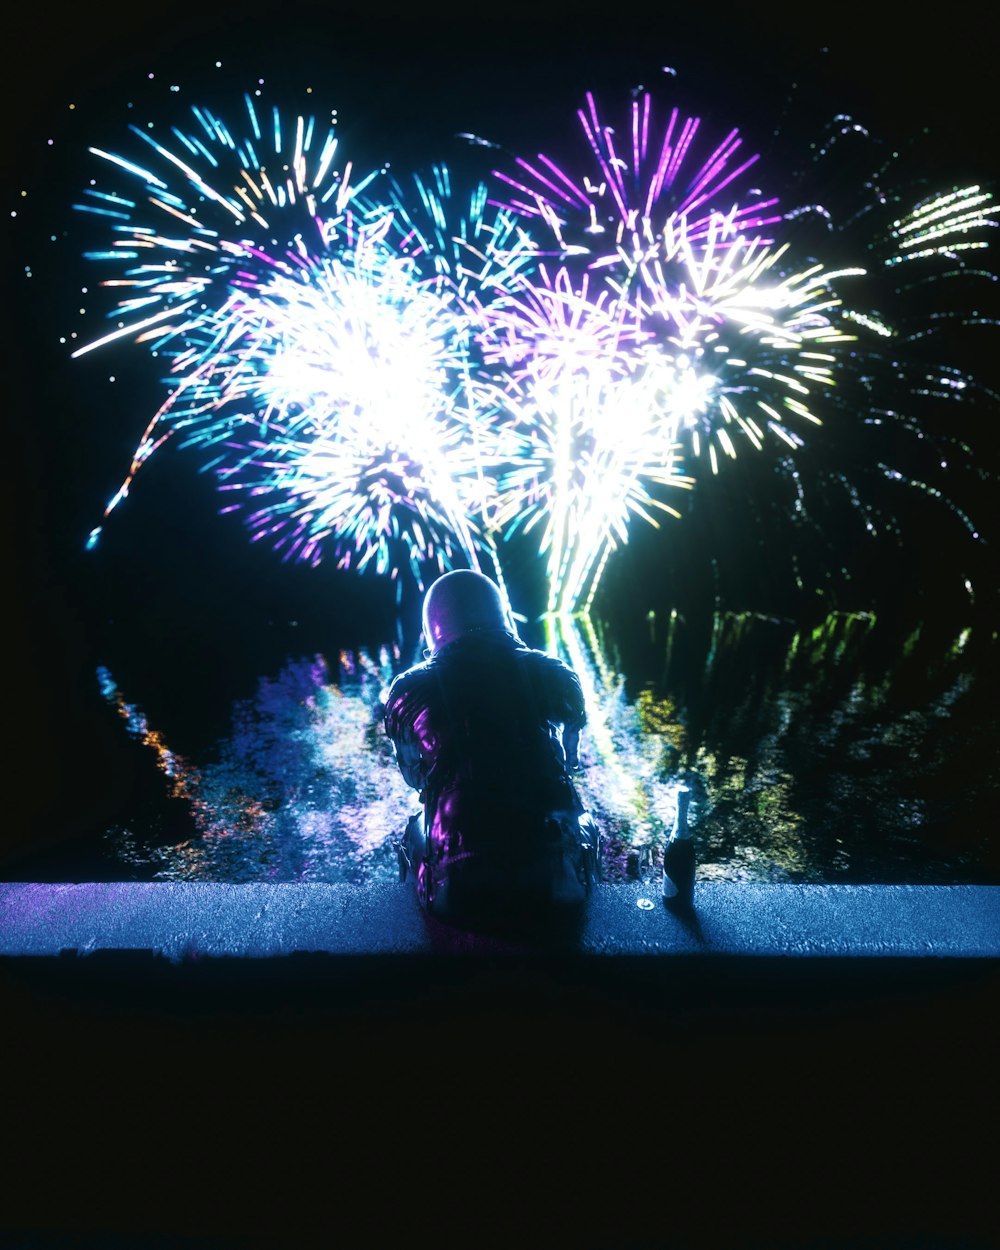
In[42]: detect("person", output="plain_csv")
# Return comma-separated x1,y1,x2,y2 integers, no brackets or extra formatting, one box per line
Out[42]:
383,569,601,921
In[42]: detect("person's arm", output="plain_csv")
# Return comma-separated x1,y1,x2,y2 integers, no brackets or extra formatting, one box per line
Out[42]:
532,652,586,770
384,670,433,793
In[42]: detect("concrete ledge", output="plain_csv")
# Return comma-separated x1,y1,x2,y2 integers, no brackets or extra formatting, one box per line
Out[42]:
4,882,997,1250
2,880,998,959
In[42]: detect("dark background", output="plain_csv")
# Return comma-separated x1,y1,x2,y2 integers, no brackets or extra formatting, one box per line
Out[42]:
2,6,998,1247
4,0,997,876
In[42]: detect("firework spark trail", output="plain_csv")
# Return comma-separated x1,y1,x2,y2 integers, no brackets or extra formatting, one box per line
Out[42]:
495,90,997,609
492,90,783,281
76,92,384,544
883,185,997,268
177,235,500,581
633,220,859,469
75,93,373,349
349,161,546,588
776,128,999,583
73,83,997,614
74,98,544,584
475,264,693,613
368,162,540,298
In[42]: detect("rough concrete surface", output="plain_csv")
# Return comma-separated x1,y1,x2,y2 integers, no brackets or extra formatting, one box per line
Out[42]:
1,879,998,959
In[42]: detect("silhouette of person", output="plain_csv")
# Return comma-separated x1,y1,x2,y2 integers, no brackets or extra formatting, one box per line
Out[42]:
383,570,601,921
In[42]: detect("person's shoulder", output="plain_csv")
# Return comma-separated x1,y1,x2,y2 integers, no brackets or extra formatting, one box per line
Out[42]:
384,660,435,721
516,643,568,666
386,659,433,700
518,646,580,682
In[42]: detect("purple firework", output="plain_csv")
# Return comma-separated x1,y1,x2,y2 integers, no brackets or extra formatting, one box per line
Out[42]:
492,90,783,275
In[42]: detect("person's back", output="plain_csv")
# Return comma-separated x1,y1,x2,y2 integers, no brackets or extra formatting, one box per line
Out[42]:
384,570,601,920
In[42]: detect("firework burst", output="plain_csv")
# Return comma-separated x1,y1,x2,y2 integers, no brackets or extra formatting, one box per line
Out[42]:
492,89,783,283
75,92,380,544
476,264,692,614
763,116,1000,599
632,220,860,470
490,90,997,612
193,233,496,580
74,91,374,357
368,161,540,299
70,78,997,617
74,97,543,585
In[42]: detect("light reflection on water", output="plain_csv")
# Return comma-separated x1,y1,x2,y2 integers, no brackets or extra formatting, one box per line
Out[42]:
99,611,997,885
100,647,414,883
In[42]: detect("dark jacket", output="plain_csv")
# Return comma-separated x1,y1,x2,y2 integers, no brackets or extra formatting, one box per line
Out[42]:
384,629,587,841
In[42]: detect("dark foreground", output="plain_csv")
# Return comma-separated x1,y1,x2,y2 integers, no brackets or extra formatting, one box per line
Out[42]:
2,886,998,1250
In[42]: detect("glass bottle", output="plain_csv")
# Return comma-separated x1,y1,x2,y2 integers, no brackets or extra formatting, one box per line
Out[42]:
662,786,695,910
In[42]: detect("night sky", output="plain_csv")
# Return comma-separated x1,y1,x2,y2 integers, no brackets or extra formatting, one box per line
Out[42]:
3,4,997,872
2,9,998,1246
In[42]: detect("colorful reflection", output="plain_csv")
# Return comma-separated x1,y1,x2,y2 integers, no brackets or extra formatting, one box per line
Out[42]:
100,611,997,885
101,648,416,882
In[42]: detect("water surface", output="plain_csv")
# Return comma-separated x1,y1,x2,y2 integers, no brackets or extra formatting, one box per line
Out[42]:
44,606,997,887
